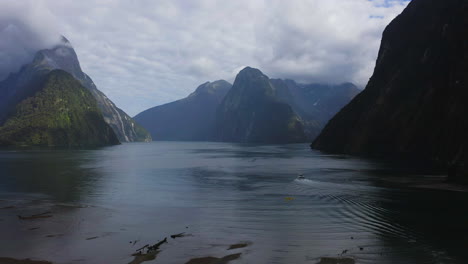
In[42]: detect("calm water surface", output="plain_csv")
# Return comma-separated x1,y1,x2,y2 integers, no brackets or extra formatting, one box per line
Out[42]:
0,142,467,264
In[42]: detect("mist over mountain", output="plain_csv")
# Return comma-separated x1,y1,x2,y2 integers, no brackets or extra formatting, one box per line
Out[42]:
0,3,61,81
312,0,468,181
0,70,119,147
0,37,151,143
0,1,409,116
5,2,468,263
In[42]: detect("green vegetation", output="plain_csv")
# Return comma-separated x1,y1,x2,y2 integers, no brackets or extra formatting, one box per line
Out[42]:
133,120,152,142
0,70,120,147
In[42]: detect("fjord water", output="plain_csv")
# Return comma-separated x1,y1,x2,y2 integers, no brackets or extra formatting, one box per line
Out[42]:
0,142,467,264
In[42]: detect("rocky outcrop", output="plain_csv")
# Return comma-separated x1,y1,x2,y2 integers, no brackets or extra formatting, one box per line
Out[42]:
312,0,468,181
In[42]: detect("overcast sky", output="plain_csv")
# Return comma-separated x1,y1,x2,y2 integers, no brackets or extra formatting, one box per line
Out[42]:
0,0,410,116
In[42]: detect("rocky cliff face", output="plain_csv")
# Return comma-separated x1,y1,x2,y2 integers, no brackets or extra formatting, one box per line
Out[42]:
312,0,468,180
215,67,306,144
134,80,231,141
0,37,151,142
0,70,119,147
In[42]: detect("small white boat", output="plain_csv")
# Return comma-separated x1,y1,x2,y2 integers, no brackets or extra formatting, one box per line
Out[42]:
297,174,305,180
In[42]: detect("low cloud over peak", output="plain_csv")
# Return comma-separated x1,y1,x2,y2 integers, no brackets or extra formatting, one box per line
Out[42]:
0,1,61,80
0,0,410,116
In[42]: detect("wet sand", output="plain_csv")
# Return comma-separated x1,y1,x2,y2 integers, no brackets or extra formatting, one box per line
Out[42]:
0,198,253,264
0,258,52,264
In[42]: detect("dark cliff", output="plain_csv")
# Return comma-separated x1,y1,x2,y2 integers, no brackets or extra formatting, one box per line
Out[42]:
215,67,306,144
312,0,468,180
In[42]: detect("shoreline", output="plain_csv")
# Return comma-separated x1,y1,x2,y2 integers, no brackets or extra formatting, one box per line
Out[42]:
377,175,468,193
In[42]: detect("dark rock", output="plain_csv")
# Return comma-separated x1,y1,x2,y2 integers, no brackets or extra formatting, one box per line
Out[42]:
185,253,242,264
227,243,249,250
316,257,355,264
170,232,186,239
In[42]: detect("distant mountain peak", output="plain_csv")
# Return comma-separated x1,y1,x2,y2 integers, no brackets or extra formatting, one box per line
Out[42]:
192,80,231,96
215,67,306,143
237,66,268,79
134,80,232,141
31,39,85,81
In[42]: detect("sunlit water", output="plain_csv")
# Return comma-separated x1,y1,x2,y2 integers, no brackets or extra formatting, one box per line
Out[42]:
0,142,467,264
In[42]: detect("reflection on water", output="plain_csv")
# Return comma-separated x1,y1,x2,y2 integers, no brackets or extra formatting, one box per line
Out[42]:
0,142,467,264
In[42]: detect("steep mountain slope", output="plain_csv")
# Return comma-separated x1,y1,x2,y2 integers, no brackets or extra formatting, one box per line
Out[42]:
215,67,306,144
0,70,119,147
285,80,361,124
134,67,358,143
134,80,231,141
0,37,151,142
312,0,468,180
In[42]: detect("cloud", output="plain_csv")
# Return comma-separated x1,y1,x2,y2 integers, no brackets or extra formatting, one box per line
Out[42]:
0,0,410,116
0,1,61,80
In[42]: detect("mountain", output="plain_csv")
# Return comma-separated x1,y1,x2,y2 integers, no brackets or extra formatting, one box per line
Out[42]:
0,37,151,142
284,80,361,124
215,67,306,144
312,0,468,181
0,70,119,147
135,66,358,144
134,80,231,141
270,79,359,140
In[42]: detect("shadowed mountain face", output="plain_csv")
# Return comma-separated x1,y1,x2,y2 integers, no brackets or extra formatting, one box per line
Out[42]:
215,67,306,144
312,0,468,180
135,67,358,144
284,80,361,124
271,79,360,140
134,80,231,141
0,37,151,143
0,70,119,147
